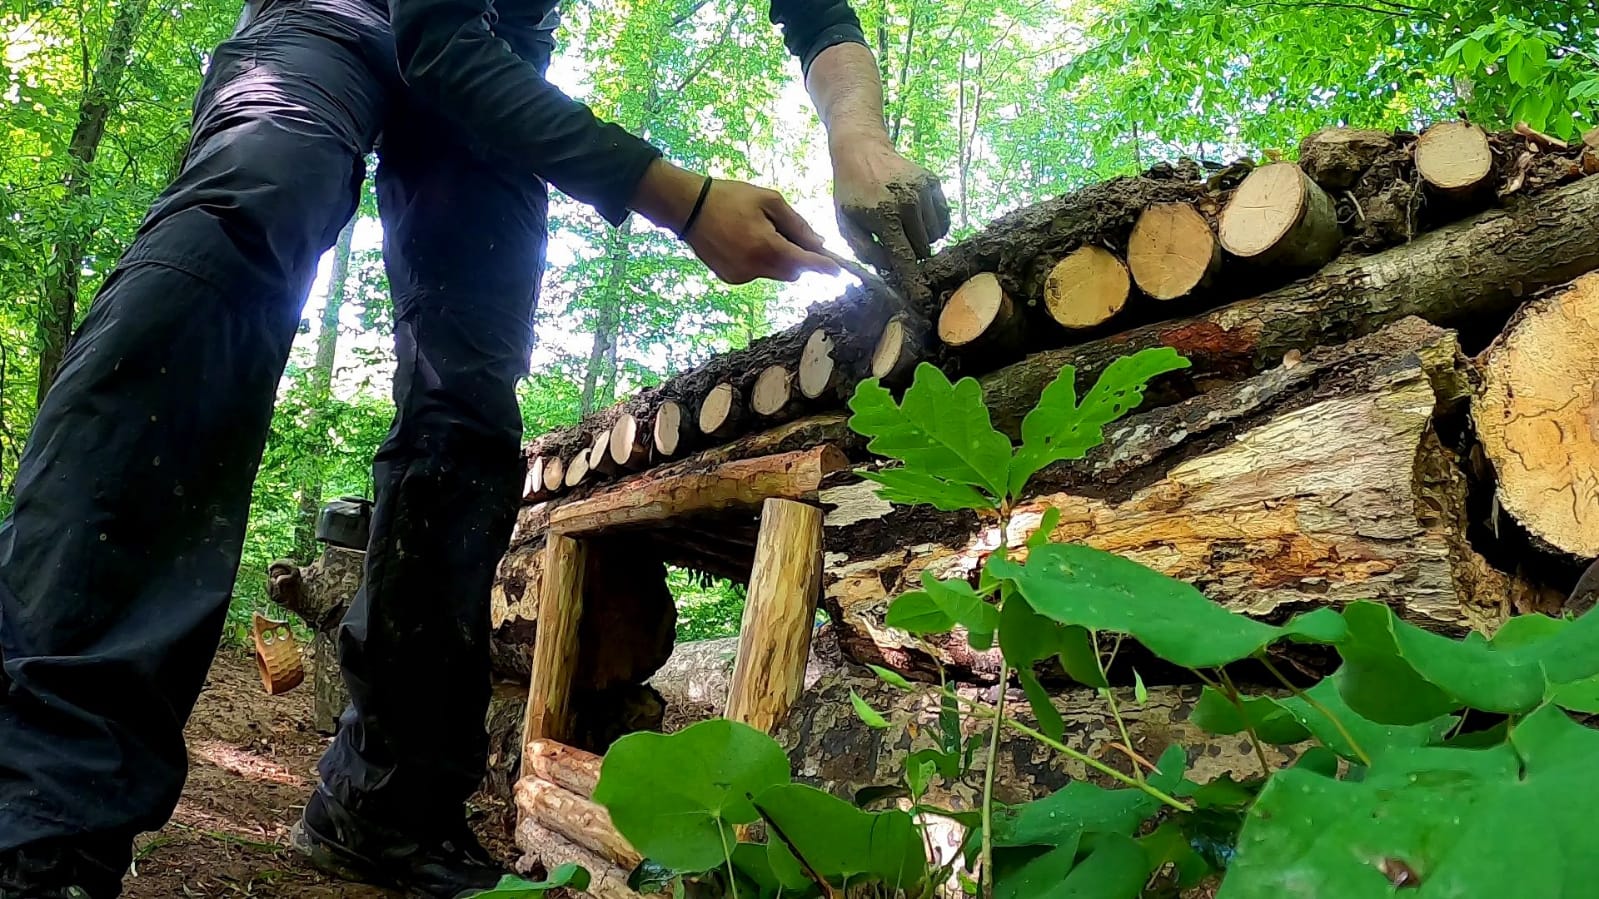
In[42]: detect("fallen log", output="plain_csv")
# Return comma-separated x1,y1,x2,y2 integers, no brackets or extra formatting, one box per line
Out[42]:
523,456,548,502
1219,162,1342,270
525,738,602,798
1127,203,1221,300
515,777,642,873
563,449,591,489
1474,272,1599,558
1042,245,1130,329
822,319,1559,679
515,817,647,899
1416,121,1495,199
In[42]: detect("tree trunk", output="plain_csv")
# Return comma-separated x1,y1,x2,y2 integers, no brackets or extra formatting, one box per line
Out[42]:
36,0,155,405
292,217,358,562
820,319,1559,680
581,219,634,415
1474,272,1599,559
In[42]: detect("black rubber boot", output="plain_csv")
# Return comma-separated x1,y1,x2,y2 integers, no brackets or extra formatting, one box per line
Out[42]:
291,787,509,898
0,836,126,899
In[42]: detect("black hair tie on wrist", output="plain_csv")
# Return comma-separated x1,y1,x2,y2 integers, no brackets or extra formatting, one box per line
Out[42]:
678,176,714,239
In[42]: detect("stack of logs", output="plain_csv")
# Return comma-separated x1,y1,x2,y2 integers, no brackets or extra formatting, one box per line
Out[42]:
522,121,1599,504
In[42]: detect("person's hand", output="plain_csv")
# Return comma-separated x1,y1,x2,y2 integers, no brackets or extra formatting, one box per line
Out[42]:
631,159,840,285
830,136,950,270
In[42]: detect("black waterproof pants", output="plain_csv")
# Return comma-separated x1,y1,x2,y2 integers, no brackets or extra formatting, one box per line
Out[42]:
0,0,550,870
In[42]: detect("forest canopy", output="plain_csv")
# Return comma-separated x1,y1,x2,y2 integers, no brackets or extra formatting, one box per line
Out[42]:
1,0,1594,637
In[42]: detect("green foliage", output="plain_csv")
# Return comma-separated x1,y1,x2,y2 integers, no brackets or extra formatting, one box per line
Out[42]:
668,568,748,642
466,865,591,897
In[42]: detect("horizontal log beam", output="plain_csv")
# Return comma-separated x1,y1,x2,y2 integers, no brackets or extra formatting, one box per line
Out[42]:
524,738,601,799
550,445,849,536
515,776,642,873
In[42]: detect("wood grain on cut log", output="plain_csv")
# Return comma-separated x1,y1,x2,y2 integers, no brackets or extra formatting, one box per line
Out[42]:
1127,203,1221,300
1219,162,1342,269
798,329,841,401
1416,121,1494,197
515,778,642,872
937,272,1022,351
608,413,649,470
751,364,794,417
563,449,590,490
542,456,565,494
551,444,849,536
698,383,741,439
975,174,1599,439
587,429,616,477
1297,127,1400,190
523,456,547,501
821,320,1550,679
871,313,930,386
725,498,825,733
1043,245,1130,328
651,400,688,458
1474,273,1599,558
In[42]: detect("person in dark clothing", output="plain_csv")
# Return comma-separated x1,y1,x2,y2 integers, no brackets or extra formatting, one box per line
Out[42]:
0,0,948,894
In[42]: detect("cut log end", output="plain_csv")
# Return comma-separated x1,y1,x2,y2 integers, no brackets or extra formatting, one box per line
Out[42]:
752,365,794,417
542,456,566,494
1474,272,1599,558
871,314,923,384
653,400,687,457
523,457,547,501
1416,121,1494,194
1044,245,1131,328
698,383,741,439
797,329,837,400
1219,162,1342,269
609,413,649,470
937,272,1014,348
1128,202,1223,301
563,449,591,489
588,430,616,476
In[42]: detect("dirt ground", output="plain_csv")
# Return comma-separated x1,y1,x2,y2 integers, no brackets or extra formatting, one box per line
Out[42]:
122,647,518,898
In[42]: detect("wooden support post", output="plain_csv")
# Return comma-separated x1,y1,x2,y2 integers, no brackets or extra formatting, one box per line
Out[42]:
523,535,587,747
724,498,824,733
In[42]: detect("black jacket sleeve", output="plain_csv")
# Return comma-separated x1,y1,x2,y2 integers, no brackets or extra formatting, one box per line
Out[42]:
767,0,869,75
389,0,662,226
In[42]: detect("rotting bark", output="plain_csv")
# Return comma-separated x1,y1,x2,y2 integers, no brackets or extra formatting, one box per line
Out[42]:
820,319,1558,679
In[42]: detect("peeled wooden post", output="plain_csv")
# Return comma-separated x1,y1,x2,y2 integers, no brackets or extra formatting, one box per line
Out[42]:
541,455,565,495
751,365,793,417
937,272,1023,354
1043,245,1131,328
1416,121,1495,199
797,329,840,400
653,400,689,457
587,429,616,477
609,412,650,470
523,535,587,744
724,498,824,733
698,383,742,439
1219,162,1342,270
1127,203,1222,300
871,313,930,386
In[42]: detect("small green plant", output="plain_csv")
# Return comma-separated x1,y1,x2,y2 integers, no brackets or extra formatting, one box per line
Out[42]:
591,356,1599,898
467,864,590,897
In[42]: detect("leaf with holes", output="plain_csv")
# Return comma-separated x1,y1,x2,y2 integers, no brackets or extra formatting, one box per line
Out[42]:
849,366,1012,504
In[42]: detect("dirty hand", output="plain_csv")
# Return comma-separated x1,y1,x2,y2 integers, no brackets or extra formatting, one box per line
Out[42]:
830,137,950,271
632,160,840,285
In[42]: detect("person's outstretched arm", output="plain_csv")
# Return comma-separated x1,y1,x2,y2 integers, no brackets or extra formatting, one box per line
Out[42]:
388,0,838,283
769,0,951,269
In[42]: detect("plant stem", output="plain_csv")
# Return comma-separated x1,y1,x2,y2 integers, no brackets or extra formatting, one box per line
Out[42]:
979,661,1009,897
947,690,1193,812
1095,633,1142,783
1218,667,1273,778
719,826,741,899
1258,655,1372,766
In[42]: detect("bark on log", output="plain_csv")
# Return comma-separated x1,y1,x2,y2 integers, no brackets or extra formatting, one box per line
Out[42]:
550,445,849,536
485,680,531,802
1297,127,1399,190
515,778,642,873
976,173,1599,438
1474,272,1599,558
821,319,1559,679
1127,203,1221,300
1043,245,1131,328
1416,121,1495,199
1219,163,1342,270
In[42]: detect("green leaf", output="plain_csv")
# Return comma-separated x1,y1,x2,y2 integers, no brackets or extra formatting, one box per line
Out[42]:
625,860,676,894
850,690,890,729
992,779,1162,849
994,838,1080,899
1026,506,1063,550
1133,669,1148,705
732,840,812,894
1007,349,1190,496
1190,687,1311,745
886,572,1000,646
594,720,792,872
1221,704,1599,898
756,784,928,889
868,664,914,691
858,467,996,513
1508,37,1548,85
1140,822,1213,888
1490,613,1599,713
1016,665,1064,741
470,865,591,897
1193,677,1456,761
884,589,954,635
990,544,1345,668
848,367,1012,504
906,757,937,801
1054,833,1149,899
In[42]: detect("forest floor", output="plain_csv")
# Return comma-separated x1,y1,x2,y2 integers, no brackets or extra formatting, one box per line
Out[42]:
122,648,518,898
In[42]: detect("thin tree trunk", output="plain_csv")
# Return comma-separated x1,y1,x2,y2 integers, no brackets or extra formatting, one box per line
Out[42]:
580,217,634,415
35,0,155,407
291,218,357,562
